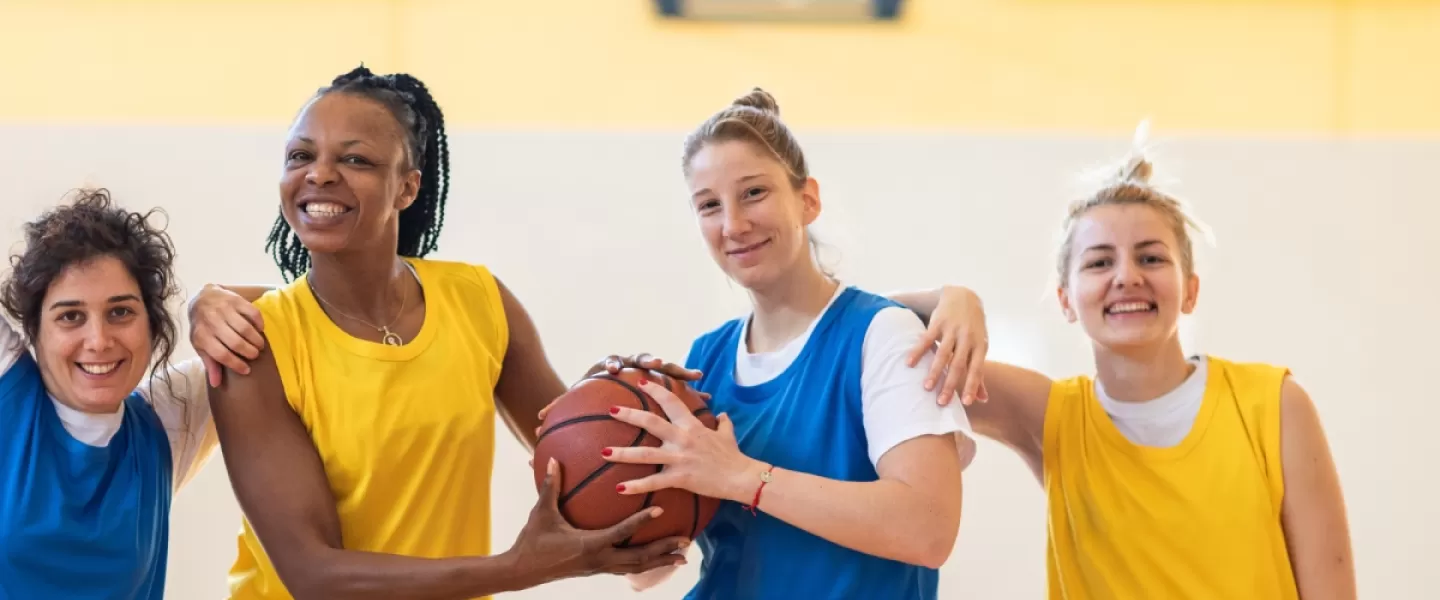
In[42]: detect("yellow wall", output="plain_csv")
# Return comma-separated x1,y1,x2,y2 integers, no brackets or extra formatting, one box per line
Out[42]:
1,0,1435,134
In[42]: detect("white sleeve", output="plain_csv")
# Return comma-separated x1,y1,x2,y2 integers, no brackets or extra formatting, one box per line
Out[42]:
0,318,24,376
860,307,973,467
136,358,219,492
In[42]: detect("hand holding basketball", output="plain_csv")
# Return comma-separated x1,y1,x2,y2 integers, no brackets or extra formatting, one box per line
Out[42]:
505,457,690,588
604,378,763,503
585,352,703,382
536,352,703,426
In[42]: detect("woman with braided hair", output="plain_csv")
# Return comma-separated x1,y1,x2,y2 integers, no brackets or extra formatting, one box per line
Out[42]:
198,66,690,600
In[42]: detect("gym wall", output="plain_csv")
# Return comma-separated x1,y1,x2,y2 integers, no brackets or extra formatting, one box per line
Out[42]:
1,1,1434,598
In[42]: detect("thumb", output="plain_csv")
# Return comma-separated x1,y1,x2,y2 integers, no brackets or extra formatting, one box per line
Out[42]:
717,413,736,439
539,458,563,509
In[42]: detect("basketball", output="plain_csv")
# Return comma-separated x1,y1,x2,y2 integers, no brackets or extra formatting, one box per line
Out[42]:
532,368,721,547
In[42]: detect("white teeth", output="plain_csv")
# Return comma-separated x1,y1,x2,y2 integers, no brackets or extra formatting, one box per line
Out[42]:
304,202,349,216
1108,302,1154,314
78,362,119,375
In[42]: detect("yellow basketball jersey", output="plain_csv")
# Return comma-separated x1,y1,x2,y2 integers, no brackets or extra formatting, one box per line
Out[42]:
227,258,509,600
1042,355,1298,600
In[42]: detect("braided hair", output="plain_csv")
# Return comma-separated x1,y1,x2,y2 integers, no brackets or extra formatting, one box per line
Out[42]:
266,65,452,282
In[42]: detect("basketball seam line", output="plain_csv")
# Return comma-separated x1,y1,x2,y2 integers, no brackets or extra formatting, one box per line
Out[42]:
557,375,654,508
545,371,713,545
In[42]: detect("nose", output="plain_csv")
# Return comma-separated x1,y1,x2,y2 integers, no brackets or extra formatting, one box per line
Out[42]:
721,203,752,240
305,160,338,187
1113,260,1144,289
81,321,115,353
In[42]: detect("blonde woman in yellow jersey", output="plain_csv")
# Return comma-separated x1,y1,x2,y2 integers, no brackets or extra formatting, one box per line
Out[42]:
896,139,1356,599
196,67,690,600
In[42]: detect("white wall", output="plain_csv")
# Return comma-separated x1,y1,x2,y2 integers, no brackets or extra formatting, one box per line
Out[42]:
1,127,1434,598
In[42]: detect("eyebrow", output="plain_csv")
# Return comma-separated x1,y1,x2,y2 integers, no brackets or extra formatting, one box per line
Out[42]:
1082,239,1168,253
691,173,769,199
294,137,368,148
48,294,142,311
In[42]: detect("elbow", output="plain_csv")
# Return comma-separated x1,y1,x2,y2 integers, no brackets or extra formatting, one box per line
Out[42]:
270,550,341,600
909,496,962,570
897,512,959,570
913,529,958,570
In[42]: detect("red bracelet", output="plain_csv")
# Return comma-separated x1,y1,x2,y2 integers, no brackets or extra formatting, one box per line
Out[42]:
741,464,774,516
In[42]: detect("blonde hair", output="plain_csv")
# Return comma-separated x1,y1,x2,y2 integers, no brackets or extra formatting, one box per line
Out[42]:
682,87,808,188
1056,122,1207,288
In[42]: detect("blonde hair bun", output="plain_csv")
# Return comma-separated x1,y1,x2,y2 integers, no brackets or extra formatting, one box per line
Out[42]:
732,87,780,115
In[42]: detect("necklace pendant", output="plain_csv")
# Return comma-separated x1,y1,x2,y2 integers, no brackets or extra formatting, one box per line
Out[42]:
380,328,403,346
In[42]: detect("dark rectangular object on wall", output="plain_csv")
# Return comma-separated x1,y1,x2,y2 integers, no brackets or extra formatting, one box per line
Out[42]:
655,0,903,22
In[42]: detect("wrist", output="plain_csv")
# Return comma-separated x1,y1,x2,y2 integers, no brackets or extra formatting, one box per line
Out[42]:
726,458,773,504
490,548,544,593
940,284,979,303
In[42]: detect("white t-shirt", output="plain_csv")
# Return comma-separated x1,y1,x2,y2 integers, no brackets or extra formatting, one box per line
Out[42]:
0,318,218,492
1094,355,1208,448
734,284,974,467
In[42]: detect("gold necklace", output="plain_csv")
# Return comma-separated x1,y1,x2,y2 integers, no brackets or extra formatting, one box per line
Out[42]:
307,262,417,346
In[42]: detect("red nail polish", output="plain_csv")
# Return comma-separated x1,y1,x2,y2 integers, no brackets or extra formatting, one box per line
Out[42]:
601,448,613,457
638,376,649,385
616,484,626,493
609,406,620,415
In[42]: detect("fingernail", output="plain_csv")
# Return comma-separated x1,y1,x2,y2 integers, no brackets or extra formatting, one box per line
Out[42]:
924,379,934,389
601,447,613,457
680,540,691,548
639,376,649,385
610,406,621,415
616,484,627,493
650,507,663,517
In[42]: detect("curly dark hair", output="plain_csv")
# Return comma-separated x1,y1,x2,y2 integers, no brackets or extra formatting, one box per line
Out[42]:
266,65,452,282
1,188,182,381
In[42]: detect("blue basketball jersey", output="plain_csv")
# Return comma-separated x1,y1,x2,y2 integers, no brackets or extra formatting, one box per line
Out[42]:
682,287,940,600
0,352,173,599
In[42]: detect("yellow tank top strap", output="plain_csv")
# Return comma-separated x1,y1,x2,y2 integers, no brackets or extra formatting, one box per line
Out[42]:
1206,356,1291,513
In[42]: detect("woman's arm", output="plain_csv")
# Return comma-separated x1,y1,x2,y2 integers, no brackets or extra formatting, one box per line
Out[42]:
1277,378,1356,599
137,358,219,492
739,436,963,568
964,362,1052,481
609,308,967,569
612,381,963,569
490,278,569,453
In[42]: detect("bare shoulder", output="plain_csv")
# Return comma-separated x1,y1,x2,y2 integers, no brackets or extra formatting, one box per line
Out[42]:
1279,376,1318,422
1277,375,1336,470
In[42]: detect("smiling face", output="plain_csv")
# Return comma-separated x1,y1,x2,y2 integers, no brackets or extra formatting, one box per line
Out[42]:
686,139,821,291
279,92,421,256
1058,203,1200,352
35,255,153,414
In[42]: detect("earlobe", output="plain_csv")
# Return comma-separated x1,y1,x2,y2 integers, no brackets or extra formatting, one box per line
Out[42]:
1057,287,1077,323
395,170,421,211
1181,274,1201,314
800,177,821,225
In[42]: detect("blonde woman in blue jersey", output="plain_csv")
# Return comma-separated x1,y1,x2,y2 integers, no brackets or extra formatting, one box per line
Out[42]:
897,133,1357,599
586,88,982,600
